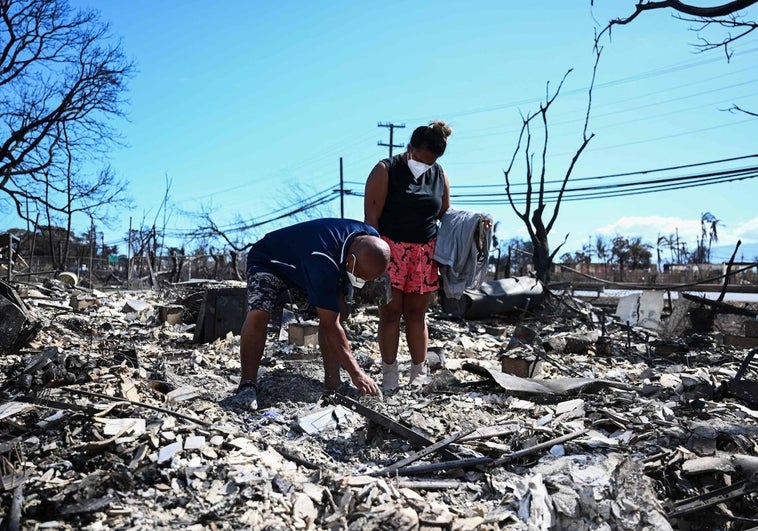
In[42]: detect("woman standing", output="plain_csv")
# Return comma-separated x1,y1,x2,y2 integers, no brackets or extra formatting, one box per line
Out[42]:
364,121,451,390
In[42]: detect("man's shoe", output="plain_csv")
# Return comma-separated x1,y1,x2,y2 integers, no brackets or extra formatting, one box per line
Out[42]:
231,381,258,411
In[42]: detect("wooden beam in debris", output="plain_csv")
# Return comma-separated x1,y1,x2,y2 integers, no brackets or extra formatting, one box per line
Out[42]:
395,479,465,490
394,456,493,476
274,446,321,470
61,387,210,427
8,483,23,531
667,479,758,518
396,429,588,476
491,428,588,466
370,427,478,477
681,293,758,317
327,393,462,461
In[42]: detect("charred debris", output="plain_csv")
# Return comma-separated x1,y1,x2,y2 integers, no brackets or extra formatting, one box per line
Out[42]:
1,275,758,530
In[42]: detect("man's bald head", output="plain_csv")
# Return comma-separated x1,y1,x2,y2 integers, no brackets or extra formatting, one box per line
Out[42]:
347,235,390,281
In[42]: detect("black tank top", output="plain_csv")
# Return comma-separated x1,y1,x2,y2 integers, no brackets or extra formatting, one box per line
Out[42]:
378,154,446,243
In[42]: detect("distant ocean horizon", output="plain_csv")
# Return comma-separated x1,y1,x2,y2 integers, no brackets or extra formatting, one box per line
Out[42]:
710,242,758,263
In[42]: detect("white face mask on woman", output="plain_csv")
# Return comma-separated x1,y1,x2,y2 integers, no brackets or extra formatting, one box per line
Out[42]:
407,152,432,179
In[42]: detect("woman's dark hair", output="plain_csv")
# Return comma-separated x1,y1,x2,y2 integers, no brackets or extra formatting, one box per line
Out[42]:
409,120,452,157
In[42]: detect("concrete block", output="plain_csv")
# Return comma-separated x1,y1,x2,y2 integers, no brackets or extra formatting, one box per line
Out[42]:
745,319,758,338
69,294,95,311
288,321,319,347
159,305,184,325
501,356,542,378
505,325,537,351
564,333,598,354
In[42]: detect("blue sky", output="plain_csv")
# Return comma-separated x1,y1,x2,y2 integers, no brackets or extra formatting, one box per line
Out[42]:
6,0,758,262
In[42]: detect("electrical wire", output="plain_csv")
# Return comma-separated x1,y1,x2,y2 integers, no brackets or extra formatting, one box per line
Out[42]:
343,162,758,206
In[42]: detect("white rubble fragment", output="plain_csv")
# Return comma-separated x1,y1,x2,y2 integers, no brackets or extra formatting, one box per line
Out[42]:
157,441,183,464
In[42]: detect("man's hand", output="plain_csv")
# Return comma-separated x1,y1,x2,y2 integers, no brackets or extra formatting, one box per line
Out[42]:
350,369,381,396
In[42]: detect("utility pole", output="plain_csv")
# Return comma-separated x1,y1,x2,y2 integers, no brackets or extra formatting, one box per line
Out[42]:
127,217,132,286
377,122,405,157
89,219,95,286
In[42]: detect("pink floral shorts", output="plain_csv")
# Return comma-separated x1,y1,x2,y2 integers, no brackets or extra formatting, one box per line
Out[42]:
381,235,439,295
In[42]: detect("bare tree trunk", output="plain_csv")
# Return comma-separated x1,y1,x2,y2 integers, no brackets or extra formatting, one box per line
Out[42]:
531,207,552,283
503,50,599,285
212,253,221,280
230,251,242,281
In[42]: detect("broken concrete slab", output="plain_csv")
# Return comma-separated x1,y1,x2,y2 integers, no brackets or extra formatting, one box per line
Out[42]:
122,299,152,314
288,321,319,347
297,404,355,435
158,304,184,325
614,290,664,330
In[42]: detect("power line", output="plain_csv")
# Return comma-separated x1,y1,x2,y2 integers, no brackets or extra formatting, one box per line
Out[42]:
190,186,338,235
101,158,756,247
344,162,758,205
345,152,758,190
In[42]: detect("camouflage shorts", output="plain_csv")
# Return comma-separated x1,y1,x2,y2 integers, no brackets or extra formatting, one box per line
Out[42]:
246,270,311,323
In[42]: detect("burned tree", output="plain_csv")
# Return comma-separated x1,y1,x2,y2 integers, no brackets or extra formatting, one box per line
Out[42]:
503,49,601,284
595,1,758,116
692,211,721,264
596,0,757,55
0,0,134,229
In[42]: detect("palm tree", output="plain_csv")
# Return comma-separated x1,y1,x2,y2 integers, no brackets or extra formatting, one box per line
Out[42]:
656,233,667,271
595,236,608,266
657,233,677,266
699,212,721,264
629,237,653,270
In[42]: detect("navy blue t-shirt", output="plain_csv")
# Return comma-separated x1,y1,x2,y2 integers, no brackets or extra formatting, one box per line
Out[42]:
246,218,379,313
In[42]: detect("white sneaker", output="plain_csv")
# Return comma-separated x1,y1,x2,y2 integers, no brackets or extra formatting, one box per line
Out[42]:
408,361,429,387
382,360,399,391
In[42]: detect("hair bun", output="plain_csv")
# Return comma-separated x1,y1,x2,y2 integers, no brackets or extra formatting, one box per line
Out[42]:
428,120,452,138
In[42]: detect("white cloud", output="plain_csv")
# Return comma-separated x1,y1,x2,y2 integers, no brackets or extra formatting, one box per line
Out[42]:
594,216,701,245
585,215,758,259
731,217,758,244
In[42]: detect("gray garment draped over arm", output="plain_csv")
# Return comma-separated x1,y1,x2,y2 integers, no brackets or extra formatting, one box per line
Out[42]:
433,208,493,299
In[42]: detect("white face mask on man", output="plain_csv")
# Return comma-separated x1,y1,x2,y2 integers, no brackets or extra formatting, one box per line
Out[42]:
407,152,432,179
347,253,366,289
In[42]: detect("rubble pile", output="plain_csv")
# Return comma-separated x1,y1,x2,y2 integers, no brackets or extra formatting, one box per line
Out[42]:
1,278,758,530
